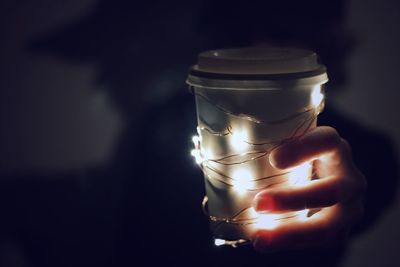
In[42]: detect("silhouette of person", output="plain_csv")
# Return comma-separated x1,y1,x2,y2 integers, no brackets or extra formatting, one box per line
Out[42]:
1,0,397,266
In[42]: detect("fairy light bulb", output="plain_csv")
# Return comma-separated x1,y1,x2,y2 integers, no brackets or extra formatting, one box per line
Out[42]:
287,162,312,186
254,213,281,230
196,126,201,135
230,128,249,151
249,208,282,230
192,135,200,149
190,149,203,165
296,209,309,222
311,86,324,107
248,208,281,230
232,168,254,195
214,238,226,246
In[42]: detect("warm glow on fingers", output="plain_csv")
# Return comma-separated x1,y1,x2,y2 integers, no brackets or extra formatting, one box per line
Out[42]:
248,208,280,230
318,153,332,163
254,213,281,230
250,208,313,230
296,209,309,222
287,162,312,186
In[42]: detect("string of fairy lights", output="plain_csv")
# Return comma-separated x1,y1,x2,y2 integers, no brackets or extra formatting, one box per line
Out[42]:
190,85,325,247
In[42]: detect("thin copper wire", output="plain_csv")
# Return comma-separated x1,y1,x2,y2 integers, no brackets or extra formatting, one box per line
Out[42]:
199,125,231,137
205,150,270,166
200,113,317,166
198,102,321,150
192,89,316,125
202,195,299,230
203,163,290,184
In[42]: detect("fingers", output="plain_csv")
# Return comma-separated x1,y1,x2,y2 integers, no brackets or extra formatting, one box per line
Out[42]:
254,172,366,212
254,176,341,212
253,203,363,252
270,126,350,171
252,126,367,252
256,126,366,212
253,210,335,252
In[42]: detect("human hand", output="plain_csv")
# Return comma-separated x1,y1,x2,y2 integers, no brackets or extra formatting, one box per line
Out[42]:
252,126,367,252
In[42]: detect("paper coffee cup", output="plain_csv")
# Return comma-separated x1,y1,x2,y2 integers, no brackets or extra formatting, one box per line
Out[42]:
187,47,328,245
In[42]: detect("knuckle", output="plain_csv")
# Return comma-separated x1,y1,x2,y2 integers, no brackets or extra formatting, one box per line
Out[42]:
320,126,341,146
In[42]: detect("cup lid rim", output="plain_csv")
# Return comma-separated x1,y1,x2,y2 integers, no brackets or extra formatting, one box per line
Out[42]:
188,64,327,81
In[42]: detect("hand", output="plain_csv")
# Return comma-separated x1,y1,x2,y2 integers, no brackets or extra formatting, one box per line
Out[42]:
252,126,367,252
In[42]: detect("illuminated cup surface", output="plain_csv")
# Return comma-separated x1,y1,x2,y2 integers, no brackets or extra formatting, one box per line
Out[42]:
187,47,328,243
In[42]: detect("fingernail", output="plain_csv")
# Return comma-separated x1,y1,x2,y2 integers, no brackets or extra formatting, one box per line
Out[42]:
269,145,291,169
269,151,279,168
253,193,274,212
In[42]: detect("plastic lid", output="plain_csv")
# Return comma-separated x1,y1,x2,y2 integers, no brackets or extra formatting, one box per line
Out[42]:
187,47,328,89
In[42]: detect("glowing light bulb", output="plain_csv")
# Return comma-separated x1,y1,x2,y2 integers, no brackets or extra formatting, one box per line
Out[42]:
248,208,281,230
287,162,312,186
192,135,200,148
311,86,324,107
230,128,249,151
232,169,254,195
254,213,280,230
190,149,203,164
214,238,226,246
318,154,331,163
192,135,200,144
296,209,309,222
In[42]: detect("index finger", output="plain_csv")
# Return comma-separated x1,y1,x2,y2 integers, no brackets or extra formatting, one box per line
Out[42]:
270,126,353,174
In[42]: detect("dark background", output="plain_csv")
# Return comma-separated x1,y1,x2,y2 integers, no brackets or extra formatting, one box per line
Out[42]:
0,0,400,266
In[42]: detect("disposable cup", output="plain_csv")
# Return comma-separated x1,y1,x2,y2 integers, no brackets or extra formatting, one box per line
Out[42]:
187,47,328,246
